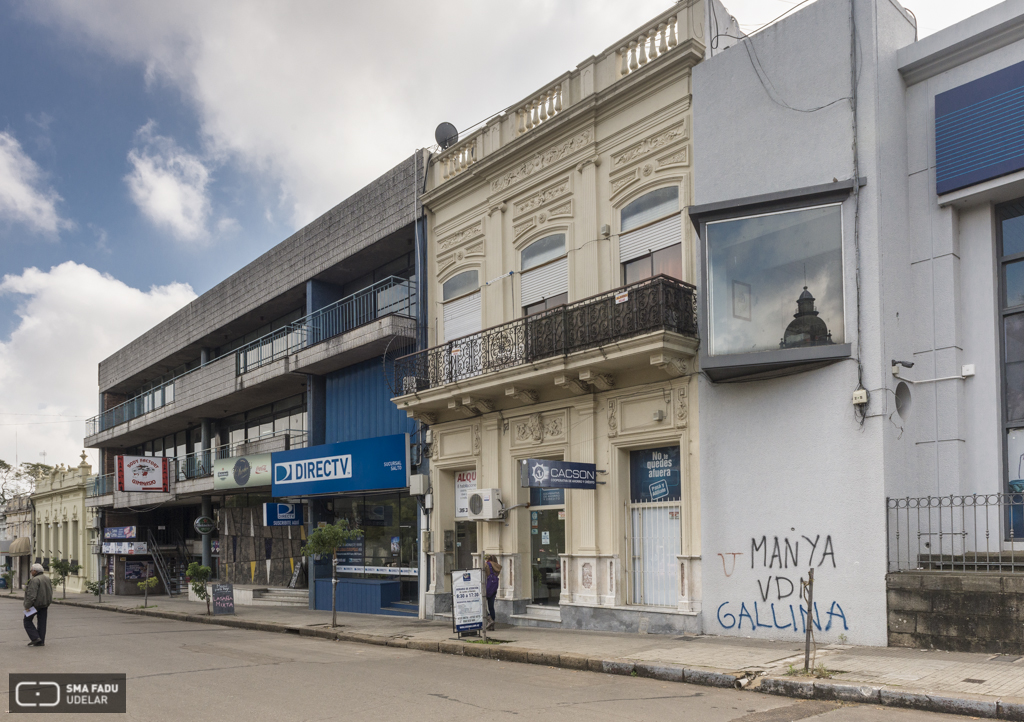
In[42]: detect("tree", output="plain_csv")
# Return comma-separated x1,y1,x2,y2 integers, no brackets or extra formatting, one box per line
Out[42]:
18,462,53,490
0,459,34,504
187,562,212,615
84,579,105,604
1,569,13,594
137,571,159,608
50,557,82,599
301,520,362,628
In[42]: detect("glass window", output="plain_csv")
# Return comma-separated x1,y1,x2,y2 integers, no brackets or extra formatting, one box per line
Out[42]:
523,292,567,317
442,270,479,301
706,204,844,356
1007,259,1024,308
622,186,679,232
623,244,683,285
521,234,566,271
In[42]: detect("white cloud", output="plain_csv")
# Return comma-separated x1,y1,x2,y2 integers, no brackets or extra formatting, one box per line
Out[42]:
125,121,212,241
0,131,72,236
0,262,195,471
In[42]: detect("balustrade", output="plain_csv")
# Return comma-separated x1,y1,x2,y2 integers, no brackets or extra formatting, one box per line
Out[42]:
440,138,478,180
618,15,678,78
515,82,565,137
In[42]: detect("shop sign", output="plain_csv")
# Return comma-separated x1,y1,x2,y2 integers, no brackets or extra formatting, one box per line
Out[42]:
212,583,235,615
454,470,476,518
451,569,484,633
263,503,304,527
213,453,272,490
104,526,136,540
193,516,217,535
271,434,409,497
629,446,681,502
102,542,148,555
520,458,597,490
117,456,170,493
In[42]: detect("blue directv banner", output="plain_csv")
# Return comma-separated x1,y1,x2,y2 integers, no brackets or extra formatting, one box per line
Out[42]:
263,503,305,527
520,458,597,490
271,434,409,497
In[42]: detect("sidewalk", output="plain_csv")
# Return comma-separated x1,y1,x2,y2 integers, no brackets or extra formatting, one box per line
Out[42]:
4,590,1024,719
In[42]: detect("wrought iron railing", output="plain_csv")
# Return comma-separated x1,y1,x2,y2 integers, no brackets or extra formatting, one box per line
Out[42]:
394,275,697,394
236,276,416,374
887,494,1024,573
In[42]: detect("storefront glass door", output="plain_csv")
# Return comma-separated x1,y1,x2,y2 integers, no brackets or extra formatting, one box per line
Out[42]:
530,487,565,605
334,491,419,602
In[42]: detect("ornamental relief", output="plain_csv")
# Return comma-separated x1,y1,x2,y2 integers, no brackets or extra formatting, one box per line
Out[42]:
437,241,484,276
513,217,537,240
657,145,690,169
609,169,639,199
437,221,484,252
676,386,688,429
511,411,566,447
491,129,594,193
513,177,571,217
612,122,688,169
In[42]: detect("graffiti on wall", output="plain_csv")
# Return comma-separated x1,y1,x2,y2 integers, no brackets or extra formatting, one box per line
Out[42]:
715,533,848,634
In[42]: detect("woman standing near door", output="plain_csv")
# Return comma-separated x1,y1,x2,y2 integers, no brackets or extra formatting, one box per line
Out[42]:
484,555,501,630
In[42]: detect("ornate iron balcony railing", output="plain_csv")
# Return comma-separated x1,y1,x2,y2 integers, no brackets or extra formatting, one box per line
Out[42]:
394,275,696,395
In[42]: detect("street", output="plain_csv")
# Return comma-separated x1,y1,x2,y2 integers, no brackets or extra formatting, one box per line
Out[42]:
2,605,967,721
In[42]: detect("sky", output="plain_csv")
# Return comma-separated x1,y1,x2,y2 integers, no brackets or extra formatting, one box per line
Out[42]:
0,0,1006,474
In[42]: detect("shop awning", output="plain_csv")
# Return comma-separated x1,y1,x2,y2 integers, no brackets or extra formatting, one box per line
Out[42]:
8,537,31,555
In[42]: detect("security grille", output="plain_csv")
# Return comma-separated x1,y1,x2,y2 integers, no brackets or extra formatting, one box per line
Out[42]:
625,501,681,606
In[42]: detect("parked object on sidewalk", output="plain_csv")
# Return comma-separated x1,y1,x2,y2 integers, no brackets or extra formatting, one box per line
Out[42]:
23,563,51,646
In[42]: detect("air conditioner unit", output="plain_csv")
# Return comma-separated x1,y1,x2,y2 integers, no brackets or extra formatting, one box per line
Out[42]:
466,489,502,521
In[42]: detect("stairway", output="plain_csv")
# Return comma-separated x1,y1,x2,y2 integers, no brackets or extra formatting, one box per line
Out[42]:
510,604,562,628
252,587,309,607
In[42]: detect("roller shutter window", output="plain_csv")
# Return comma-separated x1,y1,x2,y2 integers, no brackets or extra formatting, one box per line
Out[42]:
621,186,679,233
521,257,568,309
619,215,682,265
443,291,481,342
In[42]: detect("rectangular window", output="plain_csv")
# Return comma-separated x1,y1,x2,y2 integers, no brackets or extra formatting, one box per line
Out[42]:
623,243,683,285
443,291,481,342
627,446,682,607
999,201,1024,539
523,292,567,317
706,204,844,356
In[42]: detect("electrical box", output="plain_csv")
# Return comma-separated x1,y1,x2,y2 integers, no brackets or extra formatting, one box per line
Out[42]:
962,364,976,377
421,530,431,552
467,488,503,521
423,493,433,510
852,389,868,405
408,473,429,496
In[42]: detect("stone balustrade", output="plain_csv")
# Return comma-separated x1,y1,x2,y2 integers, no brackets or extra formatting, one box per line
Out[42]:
440,135,479,180
618,15,678,78
514,81,565,137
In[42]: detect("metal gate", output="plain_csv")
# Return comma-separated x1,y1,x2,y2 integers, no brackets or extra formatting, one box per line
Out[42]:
625,501,681,606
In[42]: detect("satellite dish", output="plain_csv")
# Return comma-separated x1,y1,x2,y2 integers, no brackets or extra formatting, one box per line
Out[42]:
435,122,459,150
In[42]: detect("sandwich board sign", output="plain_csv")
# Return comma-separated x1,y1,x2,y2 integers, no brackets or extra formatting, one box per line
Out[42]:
451,569,484,634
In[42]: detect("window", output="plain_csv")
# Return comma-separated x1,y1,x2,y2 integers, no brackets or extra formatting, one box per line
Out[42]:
620,187,682,283
521,234,568,316
1000,201,1024,517
705,204,844,356
442,270,481,342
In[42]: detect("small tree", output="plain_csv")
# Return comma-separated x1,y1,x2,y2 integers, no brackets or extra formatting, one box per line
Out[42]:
137,571,159,608
1,569,13,594
49,557,82,599
187,562,212,615
84,579,104,604
301,520,362,628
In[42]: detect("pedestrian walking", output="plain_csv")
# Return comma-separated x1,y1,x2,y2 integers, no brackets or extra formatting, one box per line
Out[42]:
484,555,501,631
24,563,52,647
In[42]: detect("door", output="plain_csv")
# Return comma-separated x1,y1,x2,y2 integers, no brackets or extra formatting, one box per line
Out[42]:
455,521,477,571
530,488,565,606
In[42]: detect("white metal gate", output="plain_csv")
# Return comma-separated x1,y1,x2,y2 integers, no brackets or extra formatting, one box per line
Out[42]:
625,501,681,606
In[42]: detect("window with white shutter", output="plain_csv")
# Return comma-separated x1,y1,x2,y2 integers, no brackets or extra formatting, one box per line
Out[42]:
520,234,568,315
619,187,682,284
443,291,481,342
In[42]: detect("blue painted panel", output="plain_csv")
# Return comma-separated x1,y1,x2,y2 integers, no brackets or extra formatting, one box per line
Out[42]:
936,59,1024,195
313,578,401,613
271,434,408,496
325,356,415,444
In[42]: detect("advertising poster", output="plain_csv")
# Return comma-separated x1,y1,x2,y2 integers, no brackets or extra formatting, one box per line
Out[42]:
629,446,681,502
214,454,272,490
520,458,597,490
102,542,148,555
124,561,155,580
455,470,476,518
451,569,484,633
335,536,365,573
262,503,304,527
117,456,170,493
104,526,136,540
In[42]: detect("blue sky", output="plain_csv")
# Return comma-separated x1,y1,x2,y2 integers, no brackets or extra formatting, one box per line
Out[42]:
0,0,1005,474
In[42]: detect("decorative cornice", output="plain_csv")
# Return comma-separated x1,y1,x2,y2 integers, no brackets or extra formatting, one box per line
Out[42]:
438,222,484,252
514,217,537,240
656,146,689,169
613,122,688,169
514,178,570,217
491,129,594,193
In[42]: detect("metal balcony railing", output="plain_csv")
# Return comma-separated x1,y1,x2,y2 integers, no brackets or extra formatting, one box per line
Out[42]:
236,276,416,374
87,473,115,497
170,429,309,482
888,494,1024,573
85,377,179,437
394,275,697,394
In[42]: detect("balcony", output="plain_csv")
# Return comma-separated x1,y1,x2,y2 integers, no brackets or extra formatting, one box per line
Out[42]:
393,276,698,421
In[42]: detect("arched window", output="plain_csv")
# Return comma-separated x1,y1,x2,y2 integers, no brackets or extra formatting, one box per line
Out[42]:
441,270,481,342
620,186,682,284
520,234,568,316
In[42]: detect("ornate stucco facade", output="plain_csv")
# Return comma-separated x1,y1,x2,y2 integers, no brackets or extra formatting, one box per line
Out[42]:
396,2,714,632
32,453,98,594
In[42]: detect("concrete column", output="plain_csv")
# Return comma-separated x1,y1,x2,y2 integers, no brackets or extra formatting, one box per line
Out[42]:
200,347,211,366
573,399,598,554
481,417,502,554
201,418,213,469
575,157,602,299
201,495,212,569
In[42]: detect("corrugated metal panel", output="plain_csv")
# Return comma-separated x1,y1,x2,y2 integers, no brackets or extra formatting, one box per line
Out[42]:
520,257,568,307
325,356,415,444
620,215,681,263
936,59,1024,195
443,292,481,342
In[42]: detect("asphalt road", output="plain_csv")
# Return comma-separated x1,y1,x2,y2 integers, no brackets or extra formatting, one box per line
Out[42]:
2,603,965,721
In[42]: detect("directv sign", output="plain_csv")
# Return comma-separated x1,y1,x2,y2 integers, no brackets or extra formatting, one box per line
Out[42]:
263,503,304,527
271,434,409,497
520,458,597,490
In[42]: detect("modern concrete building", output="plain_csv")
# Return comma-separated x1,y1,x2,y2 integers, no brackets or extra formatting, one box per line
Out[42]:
394,2,732,632
85,153,429,612
690,0,1024,646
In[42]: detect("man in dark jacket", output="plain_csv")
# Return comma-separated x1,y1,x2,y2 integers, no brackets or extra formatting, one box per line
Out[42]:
24,563,53,647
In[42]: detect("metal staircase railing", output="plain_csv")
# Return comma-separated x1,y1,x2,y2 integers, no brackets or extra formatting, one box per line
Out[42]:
146,528,179,596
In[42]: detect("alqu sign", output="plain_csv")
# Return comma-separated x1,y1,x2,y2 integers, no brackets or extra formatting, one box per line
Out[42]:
520,458,597,490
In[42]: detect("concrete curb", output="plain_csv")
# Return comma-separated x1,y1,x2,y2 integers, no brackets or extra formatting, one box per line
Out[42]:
5,595,1021,718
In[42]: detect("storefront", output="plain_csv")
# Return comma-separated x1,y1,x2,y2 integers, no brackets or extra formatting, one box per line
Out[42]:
271,433,419,615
